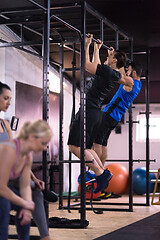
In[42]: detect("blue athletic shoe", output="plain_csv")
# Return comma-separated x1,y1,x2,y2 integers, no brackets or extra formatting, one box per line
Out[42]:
78,171,96,183
94,169,112,194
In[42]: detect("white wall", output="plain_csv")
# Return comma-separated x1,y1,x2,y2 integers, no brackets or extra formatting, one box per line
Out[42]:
0,26,43,121
106,104,160,172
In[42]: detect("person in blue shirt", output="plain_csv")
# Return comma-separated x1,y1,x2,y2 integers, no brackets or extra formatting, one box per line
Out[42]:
93,61,142,165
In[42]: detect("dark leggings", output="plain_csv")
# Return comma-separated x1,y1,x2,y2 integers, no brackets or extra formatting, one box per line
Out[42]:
0,187,30,240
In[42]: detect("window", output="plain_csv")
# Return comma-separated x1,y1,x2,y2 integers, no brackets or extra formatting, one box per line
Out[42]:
136,115,160,142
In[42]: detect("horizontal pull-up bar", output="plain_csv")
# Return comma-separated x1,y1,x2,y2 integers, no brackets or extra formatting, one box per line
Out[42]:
62,67,80,72
33,160,94,164
139,111,152,115
126,120,139,124
86,33,112,51
50,14,82,38
50,14,112,50
59,160,94,164
105,159,156,162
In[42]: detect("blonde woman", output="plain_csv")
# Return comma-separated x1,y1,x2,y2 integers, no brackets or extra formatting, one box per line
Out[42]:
0,108,53,240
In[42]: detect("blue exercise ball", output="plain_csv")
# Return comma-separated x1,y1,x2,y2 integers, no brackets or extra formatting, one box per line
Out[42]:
133,167,156,195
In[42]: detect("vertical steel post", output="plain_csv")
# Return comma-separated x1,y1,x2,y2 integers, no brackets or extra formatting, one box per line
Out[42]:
100,19,103,42
42,0,50,218
59,43,64,209
68,43,77,212
115,31,119,50
80,1,86,225
146,49,150,206
20,24,24,44
128,38,133,212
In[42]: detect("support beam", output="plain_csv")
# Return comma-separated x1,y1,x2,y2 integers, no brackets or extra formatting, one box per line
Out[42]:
80,1,87,226
42,0,50,219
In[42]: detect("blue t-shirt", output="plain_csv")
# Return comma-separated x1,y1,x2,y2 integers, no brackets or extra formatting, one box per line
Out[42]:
103,79,142,121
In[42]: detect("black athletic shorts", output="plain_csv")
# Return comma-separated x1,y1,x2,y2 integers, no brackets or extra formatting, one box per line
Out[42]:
67,107,103,149
94,113,119,146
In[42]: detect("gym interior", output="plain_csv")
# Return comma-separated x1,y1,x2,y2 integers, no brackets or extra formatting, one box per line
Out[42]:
0,0,160,239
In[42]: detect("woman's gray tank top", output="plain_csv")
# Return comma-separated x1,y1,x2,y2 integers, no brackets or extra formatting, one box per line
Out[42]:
0,120,9,142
